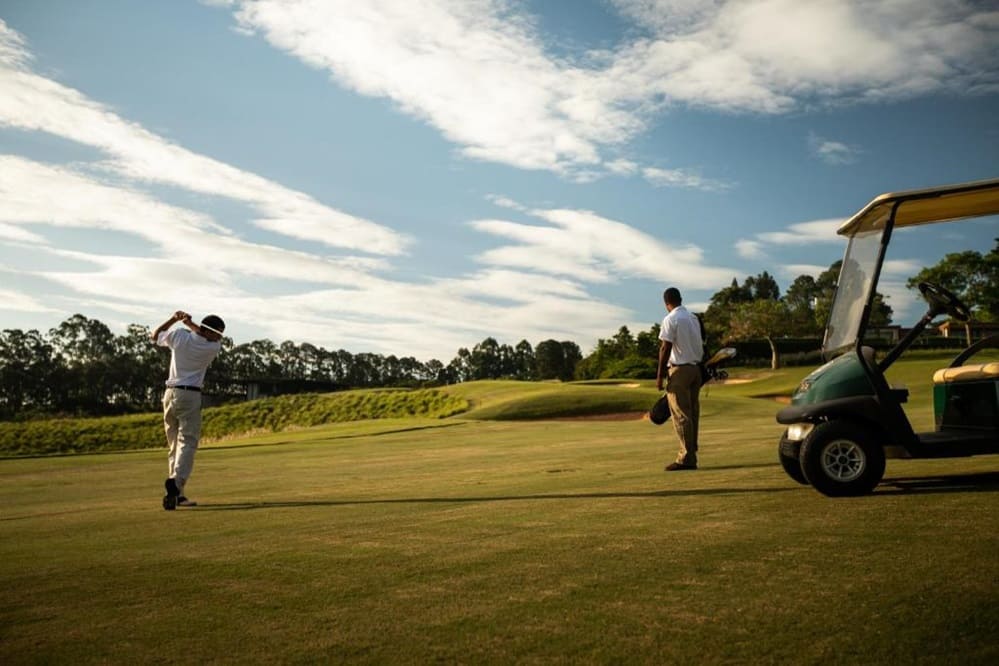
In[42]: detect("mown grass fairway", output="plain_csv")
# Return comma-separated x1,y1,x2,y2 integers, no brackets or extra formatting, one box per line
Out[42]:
3,362,998,663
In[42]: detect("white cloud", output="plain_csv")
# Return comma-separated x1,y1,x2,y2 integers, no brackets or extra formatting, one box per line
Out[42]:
0,287,59,313
606,158,639,175
207,0,997,182
614,0,999,106
0,222,45,243
0,156,380,286
1,186,638,358
472,207,736,288
757,219,845,245
228,0,611,175
882,259,924,277
809,132,861,165
743,218,847,280
783,264,829,279
642,166,730,191
216,1,725,184
0,151,686,359
735,238,765,260
485,194,527,212
0,23,408,256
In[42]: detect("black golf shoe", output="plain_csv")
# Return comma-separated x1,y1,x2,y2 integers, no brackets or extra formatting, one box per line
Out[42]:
163,478,179,511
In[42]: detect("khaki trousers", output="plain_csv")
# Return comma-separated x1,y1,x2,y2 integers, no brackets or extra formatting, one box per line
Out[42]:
163,387,202,493
667,364,702,466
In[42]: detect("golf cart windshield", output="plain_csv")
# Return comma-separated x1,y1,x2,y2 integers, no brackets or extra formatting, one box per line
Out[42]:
823,228,883,358
822,177,999,360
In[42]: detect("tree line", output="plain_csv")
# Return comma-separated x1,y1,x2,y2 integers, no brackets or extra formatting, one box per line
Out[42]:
0,314,581,419
2,241,994,418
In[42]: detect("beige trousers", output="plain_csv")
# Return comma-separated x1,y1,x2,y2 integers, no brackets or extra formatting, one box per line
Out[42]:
667,364,702,466
163,387,202,494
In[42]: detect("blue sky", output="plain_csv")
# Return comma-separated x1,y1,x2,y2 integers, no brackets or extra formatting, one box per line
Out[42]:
1,0,997,361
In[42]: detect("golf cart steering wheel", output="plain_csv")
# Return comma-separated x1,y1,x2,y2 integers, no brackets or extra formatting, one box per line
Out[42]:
918,282,971,322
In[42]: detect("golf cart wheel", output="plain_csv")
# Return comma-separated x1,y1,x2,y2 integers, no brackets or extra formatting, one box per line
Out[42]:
778,435,808,485
800,421,885,497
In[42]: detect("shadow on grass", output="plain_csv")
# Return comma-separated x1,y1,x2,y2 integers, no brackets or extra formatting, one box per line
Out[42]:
703,462,780,471
203,421,471,453
879,471,999,494
197,486,799,511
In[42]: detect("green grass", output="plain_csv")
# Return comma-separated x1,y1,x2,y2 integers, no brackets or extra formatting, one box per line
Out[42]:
442,379,661,420
2,360,998,663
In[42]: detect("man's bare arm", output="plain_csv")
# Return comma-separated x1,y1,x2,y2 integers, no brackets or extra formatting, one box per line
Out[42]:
656,339,672,391
150,311,190,342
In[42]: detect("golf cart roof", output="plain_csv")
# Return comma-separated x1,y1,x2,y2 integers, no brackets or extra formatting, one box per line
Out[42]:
838,177,999,237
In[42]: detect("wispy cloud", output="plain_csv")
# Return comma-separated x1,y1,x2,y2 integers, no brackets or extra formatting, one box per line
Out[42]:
736,218,846,261
0,156,381,285
218,1,725,187
0,21,408,257
735,239,765,260
882,259,924,277
0,287,58,313
486,194,528,212
611,0,999,107
782,264,829,279
0,155,643,357
642,166,730,191
0,222,45,243
1,21,713,358
756,219,846,246
808,132,861,165
472,207,736,288
735,217,845,269
219,0,999,183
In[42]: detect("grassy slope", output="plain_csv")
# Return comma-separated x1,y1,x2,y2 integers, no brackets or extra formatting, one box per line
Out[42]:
442,380,661,420
2,356,998,663
0,389,468,456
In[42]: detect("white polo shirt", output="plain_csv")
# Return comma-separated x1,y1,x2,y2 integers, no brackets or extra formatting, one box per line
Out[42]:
660,305,704,366
157,328,222,388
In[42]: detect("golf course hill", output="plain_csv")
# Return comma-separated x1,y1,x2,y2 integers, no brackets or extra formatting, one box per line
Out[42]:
1,381,676,457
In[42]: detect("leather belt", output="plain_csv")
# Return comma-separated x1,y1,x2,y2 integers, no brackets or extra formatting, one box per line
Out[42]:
169,385,202,392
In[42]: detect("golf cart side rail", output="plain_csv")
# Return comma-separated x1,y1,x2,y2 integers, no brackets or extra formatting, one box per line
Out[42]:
838,178,999,237
948,333,999,369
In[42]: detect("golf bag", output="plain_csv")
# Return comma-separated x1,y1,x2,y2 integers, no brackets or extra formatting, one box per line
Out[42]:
648,347,736,425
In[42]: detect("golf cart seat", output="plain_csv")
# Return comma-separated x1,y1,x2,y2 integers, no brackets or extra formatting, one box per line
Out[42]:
933,362,999,384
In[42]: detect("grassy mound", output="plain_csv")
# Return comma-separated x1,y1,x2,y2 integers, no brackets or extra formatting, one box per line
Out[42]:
0,389,469,457
442,380,661,420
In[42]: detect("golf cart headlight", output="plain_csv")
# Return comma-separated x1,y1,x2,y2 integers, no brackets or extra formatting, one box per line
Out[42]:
787,423,814,442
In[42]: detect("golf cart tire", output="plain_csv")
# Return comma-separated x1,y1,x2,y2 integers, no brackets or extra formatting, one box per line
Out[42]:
778,436,809,485
800,421,885,497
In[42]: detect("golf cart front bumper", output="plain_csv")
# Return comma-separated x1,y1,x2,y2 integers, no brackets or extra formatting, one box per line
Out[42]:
779,432,801,460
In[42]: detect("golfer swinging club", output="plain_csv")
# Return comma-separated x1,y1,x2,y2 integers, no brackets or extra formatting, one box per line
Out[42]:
151,310,225,510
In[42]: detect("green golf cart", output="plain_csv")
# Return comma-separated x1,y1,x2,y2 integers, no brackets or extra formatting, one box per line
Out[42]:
776,178,999,497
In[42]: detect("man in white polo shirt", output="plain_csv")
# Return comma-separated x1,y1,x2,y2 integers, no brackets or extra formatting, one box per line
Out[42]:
151,310,225,510
656,287,704,471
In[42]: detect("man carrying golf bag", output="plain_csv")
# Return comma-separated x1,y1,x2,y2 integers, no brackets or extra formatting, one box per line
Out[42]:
151,310,225,510
656,288,704,471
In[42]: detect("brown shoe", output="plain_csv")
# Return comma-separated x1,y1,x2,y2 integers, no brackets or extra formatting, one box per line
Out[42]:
665,462,697,471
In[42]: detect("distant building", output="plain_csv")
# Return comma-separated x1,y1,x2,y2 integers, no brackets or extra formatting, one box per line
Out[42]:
937,320,999,344
866,325,903,344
